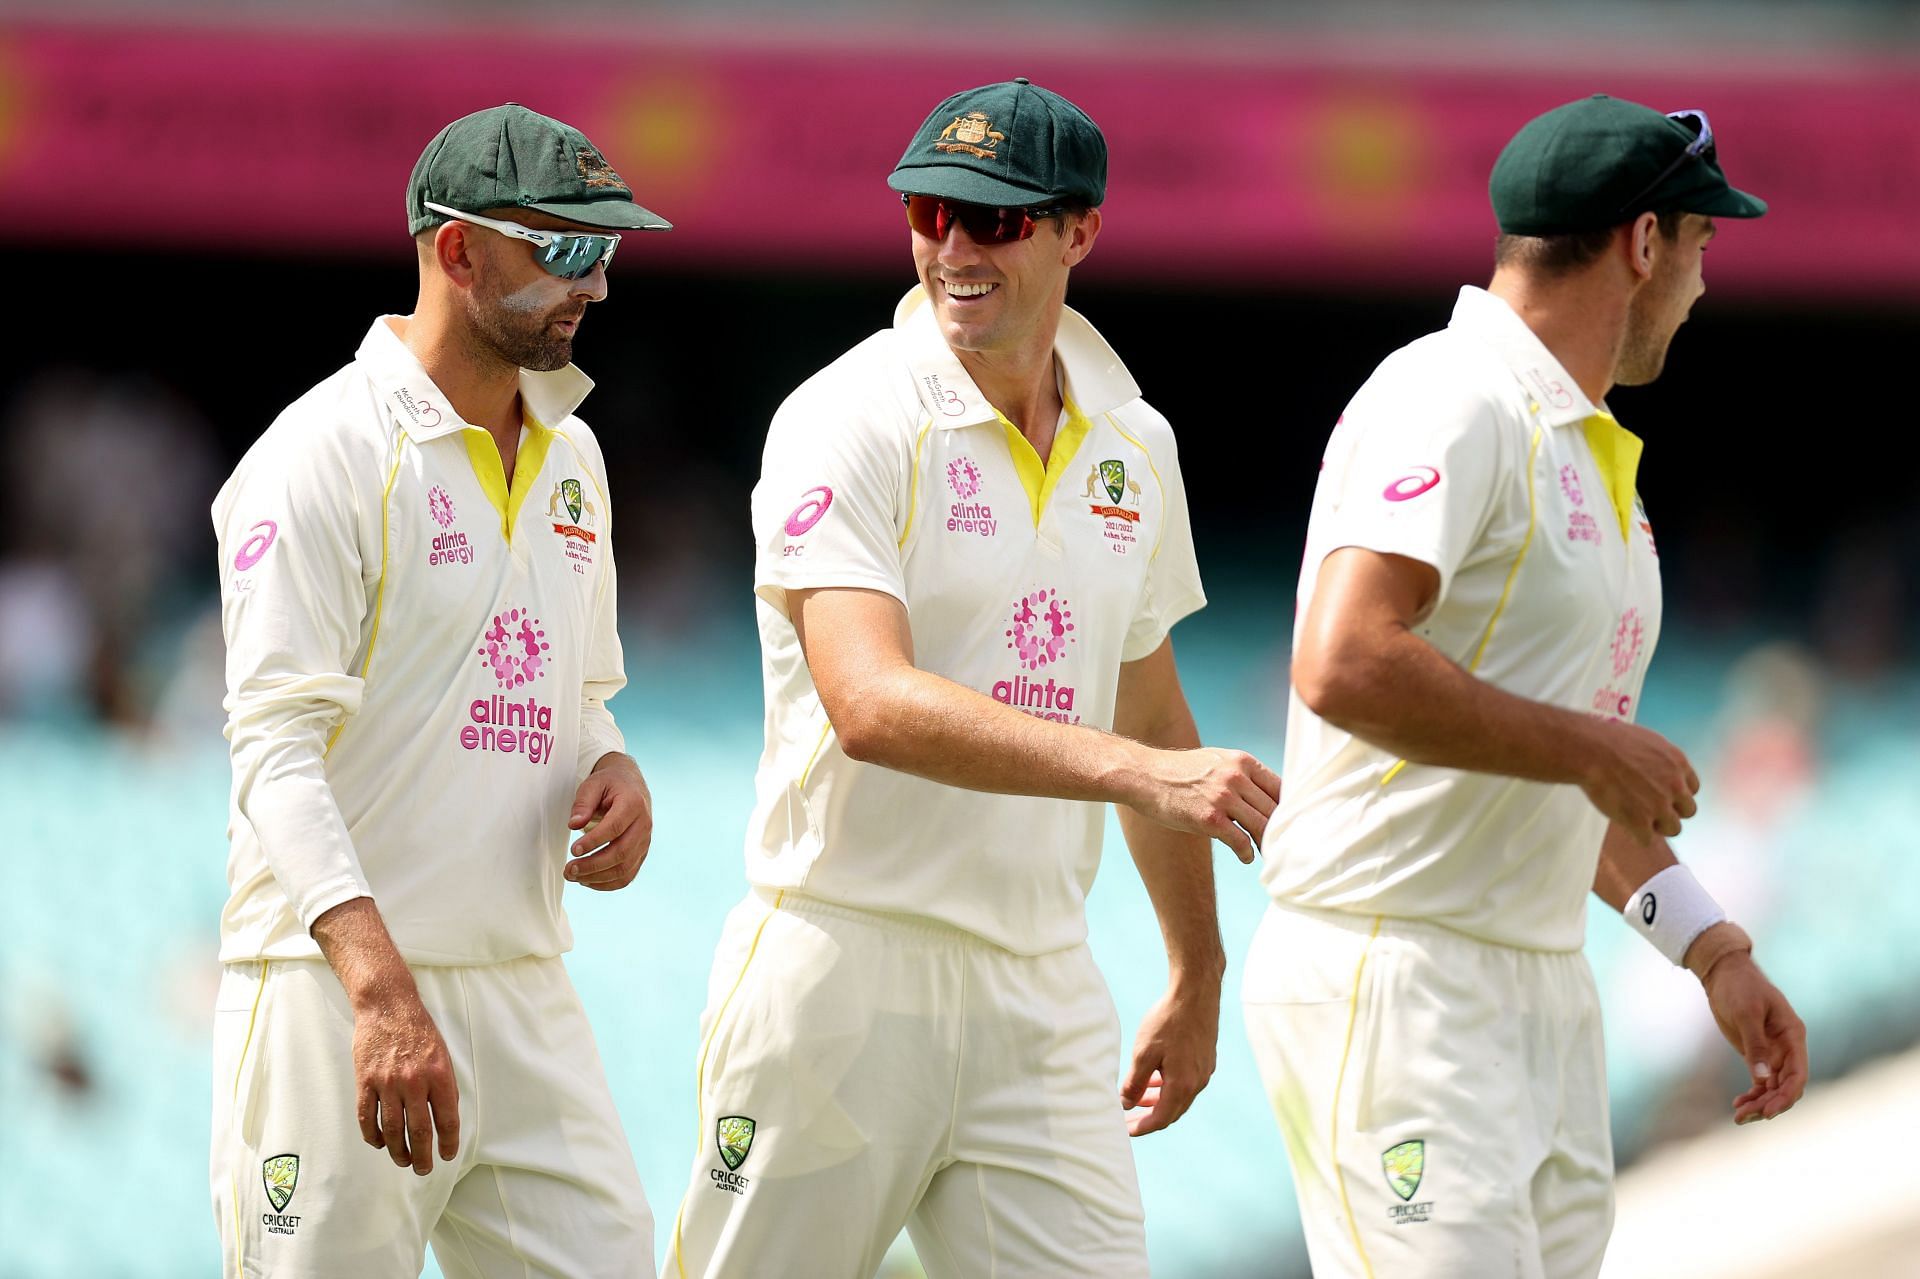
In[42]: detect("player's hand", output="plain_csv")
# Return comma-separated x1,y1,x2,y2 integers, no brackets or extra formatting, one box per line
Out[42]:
352,991,459,1175
566,753,653,891
1120,980,1221,1137
1577,720,1699,842
1692,938,1808,1125
1132,747,1281,864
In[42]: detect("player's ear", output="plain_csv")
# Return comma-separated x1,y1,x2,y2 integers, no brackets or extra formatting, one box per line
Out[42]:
433,221,480,288
1061,207,1101,268
1627,212,1659,282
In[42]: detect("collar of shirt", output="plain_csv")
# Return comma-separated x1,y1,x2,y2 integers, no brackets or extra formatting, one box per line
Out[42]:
891,286,1142,431
354,316,595,441
1447,286,1606,430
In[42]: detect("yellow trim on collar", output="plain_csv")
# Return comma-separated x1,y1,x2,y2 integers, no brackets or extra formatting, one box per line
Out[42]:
995,392,1094,526
462,414,555,540
1581,412,1643,541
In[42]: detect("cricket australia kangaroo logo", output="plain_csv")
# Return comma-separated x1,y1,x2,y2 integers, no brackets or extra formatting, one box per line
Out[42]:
717,1116,756,1171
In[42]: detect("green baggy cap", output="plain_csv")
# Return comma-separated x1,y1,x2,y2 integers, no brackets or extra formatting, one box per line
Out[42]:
407,103,671,235
887,78,1106,208
1490,94,1766,235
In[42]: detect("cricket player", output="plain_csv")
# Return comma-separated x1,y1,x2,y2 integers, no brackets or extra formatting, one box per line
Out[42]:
1242,95,1810,1278
210,104,669,1278
661,79,1280,1278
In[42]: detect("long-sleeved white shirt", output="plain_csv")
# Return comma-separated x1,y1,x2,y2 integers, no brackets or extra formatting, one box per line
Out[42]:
213,317,627,964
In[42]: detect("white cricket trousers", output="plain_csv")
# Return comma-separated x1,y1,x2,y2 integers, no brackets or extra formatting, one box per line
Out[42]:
1242,903,1614,1279
211,955,653,1278
661,889,1149,1279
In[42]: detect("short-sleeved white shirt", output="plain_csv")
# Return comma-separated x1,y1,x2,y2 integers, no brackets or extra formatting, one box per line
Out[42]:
747,286,1207,956
214,318,627,965
1261,287,1663,951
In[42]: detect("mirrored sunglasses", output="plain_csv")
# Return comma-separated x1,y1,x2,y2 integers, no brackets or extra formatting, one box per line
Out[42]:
423,201,620,280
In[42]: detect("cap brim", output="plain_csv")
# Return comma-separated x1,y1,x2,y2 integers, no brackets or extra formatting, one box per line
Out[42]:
524,198,673,231
1687,184,1767,219
886,166,1057,207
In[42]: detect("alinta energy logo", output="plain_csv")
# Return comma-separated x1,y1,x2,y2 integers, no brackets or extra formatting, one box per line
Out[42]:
996,588,1079,722
466,608,556,765
427,485,473,567
1590,606,1648,721
945,455,996,538
1561,463,1601,546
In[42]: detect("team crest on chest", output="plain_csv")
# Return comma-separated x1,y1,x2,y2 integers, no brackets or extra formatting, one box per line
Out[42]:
1084,458,1143,553
549,478,598,571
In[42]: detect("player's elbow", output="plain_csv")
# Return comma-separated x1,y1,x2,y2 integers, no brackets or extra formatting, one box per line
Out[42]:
1291,639,1385,731
819,680,898,766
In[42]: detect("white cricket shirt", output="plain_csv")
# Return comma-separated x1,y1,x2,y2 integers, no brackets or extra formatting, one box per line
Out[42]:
1261,286,1663,951
214,317,628,964
746,286,1207,955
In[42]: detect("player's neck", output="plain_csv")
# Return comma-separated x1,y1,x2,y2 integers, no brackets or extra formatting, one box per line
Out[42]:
392,311,526,461
956,344,1063,463
1487,269,1625,407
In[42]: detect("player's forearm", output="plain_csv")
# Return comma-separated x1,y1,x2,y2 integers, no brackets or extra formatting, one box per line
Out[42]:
1118,805,1225,982
310,896,422,1014
1591,821,1677,911
1297,624,1606,786
834,664,1153,807
1113,683,1224,980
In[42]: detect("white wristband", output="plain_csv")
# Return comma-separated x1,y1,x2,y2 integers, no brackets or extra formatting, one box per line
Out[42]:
1624,864,1726,966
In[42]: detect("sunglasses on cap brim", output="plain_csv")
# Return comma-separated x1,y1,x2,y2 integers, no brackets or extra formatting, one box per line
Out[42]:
901,193,1074,245
425,202,620,280
1614,109,1715,219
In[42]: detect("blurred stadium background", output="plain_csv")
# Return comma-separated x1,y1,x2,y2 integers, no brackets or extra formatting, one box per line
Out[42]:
2,2,1918,1275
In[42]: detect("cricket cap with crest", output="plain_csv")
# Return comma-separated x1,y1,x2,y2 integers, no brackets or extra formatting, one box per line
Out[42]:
887,78,1106,207
407,103,671,235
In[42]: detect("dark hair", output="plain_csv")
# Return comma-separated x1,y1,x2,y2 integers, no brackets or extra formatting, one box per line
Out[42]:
1494,209,1687,276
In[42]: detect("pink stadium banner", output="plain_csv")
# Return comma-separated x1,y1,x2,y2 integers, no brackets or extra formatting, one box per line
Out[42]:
2,21,1917,296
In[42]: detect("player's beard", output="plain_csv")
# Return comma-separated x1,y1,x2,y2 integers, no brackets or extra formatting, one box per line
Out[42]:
464,275,579,373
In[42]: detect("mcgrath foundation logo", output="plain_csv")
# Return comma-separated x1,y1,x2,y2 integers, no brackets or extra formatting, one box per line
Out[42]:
1006,588,1075,670
477,608,549,689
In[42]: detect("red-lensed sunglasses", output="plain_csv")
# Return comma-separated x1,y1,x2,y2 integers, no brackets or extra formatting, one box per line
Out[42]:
902,193,1072,245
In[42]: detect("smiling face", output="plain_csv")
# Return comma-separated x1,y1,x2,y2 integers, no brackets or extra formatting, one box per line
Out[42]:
1616,213,1715,386
909,201,1100,361
460,209,611,372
